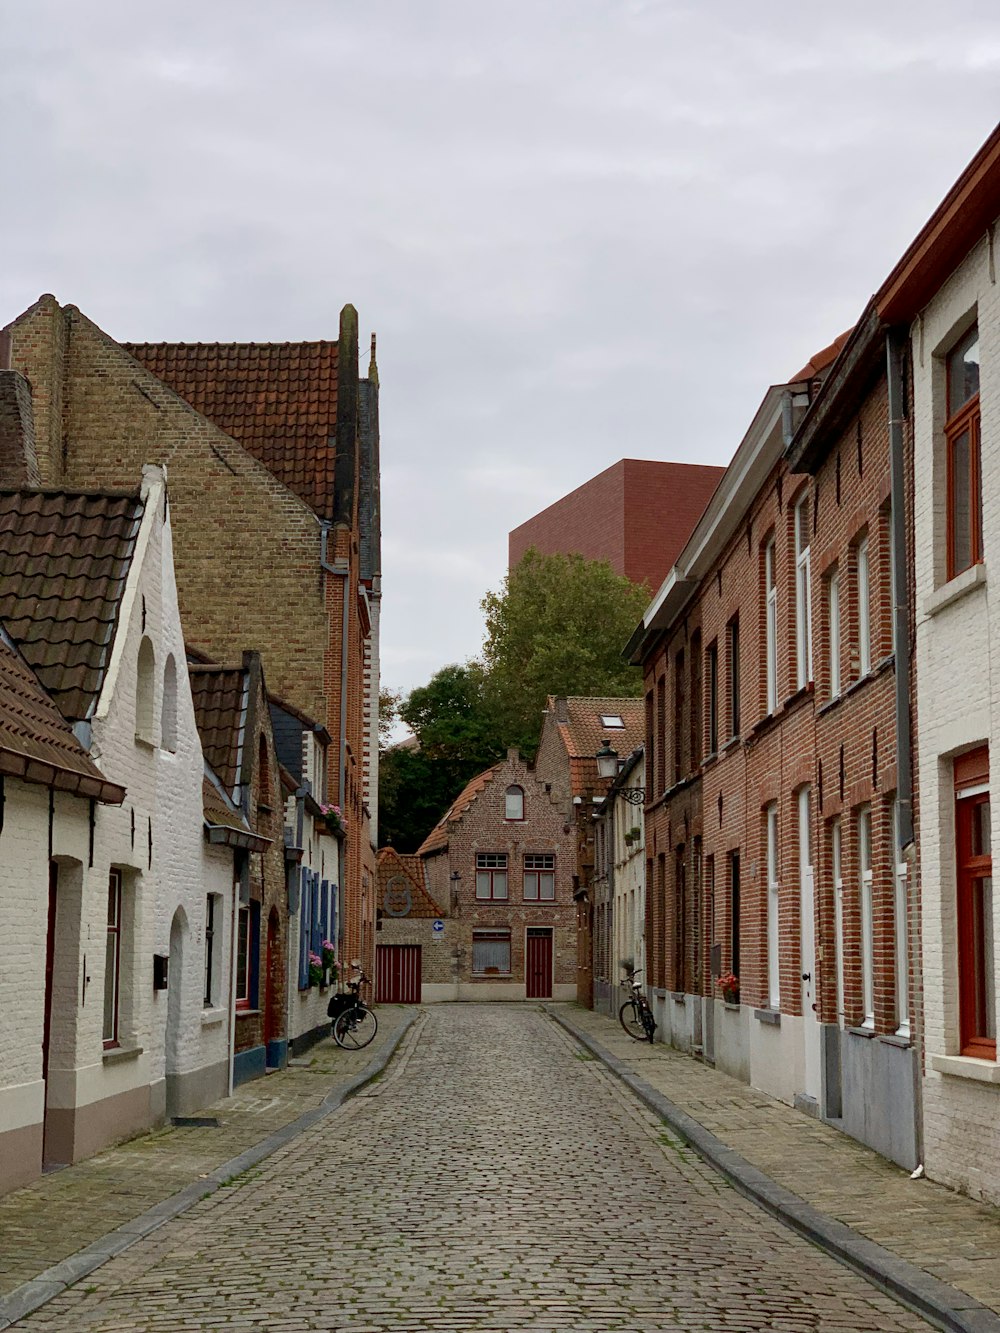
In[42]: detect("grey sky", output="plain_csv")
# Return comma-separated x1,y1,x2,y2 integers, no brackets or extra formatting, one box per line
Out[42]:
2,3,998,699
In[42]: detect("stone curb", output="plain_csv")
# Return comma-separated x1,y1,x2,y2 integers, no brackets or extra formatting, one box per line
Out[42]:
544,1005,1000,1333
0,1012,418,1331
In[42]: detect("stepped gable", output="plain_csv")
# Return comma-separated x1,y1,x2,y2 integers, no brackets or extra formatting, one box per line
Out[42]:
0,633,124,802
0,488,143,720
552,695,645,795
417,763,503,855
377,846,444,916
188,664,249,799
124,340,339,519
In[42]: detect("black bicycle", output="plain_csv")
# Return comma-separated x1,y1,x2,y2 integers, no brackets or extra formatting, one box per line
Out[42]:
619,968,656,1042
328,971,378,1049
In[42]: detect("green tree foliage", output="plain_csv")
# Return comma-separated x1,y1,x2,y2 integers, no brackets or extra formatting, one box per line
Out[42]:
480,548,648,755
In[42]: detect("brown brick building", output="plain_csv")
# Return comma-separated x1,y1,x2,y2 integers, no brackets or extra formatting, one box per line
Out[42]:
3,296,381,982
626,328,920,1169
509,458,725,591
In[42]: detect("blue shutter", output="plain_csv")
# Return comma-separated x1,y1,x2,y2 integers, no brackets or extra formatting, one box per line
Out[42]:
311,874,321,959
299,869,310,988
321,880,329,952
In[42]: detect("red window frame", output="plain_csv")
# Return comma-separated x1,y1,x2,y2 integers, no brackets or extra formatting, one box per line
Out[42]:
103,869,123,1048
475,853,508,901
236,904,252,1010
523,853,555,901
955,748,994,1059
946,327,982,580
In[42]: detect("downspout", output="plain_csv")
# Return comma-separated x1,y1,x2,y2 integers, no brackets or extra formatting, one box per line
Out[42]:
887,325,922,1166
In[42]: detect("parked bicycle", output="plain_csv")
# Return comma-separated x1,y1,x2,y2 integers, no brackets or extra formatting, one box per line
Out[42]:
327,970,378,1049
619,967,656,1043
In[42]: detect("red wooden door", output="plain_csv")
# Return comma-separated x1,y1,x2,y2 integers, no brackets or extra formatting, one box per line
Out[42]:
526,928,553,999
376,945,421,1003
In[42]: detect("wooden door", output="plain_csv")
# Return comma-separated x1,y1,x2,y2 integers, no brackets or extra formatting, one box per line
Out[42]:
376,944,421,1003
526,928,553,999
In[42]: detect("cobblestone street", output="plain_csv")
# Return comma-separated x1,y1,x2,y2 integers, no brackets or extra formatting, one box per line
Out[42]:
17,1006,930,1332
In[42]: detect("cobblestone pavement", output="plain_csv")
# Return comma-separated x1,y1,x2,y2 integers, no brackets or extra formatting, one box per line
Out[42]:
0,1008,411,1298
16,1006,929,1332
557,1003,1000,1317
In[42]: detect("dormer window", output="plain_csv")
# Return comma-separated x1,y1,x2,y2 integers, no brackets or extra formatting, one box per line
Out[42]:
600,714,625,729
505,785,524,821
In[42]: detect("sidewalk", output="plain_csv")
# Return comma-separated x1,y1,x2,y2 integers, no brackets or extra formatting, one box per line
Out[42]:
0,1007,416,1328
547,1003,1000,1333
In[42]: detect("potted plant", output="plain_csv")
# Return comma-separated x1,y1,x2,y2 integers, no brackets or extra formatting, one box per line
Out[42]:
321,939,338,986
320,803,345,835
308,952,323,988
716,972,740,1005
628,826,641,842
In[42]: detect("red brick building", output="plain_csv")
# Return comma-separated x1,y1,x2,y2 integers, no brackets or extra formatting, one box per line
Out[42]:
509,459,724,591
626,327,920,1169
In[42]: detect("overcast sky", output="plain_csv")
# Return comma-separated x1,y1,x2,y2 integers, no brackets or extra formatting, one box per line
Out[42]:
2,3,998,702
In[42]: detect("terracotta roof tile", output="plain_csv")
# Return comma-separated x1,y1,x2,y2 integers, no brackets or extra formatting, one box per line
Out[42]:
550,696,645,798
124,341,339,519
377,847,444,916
789,329,853,384
417,763,502,856
0,488,143,720
189,665,248,798
0,634,124,803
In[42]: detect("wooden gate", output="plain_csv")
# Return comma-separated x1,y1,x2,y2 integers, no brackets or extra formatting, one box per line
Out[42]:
376,944,422,1004
526,928,553,999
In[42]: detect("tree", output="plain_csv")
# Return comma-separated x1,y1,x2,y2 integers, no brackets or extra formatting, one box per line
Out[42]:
378,687,402,749
480,548,648,754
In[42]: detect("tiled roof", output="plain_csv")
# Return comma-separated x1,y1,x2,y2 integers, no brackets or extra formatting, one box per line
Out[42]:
417,764,502,856
202,768,270,853
377,847,444,917
550,696,645,798
124,341,339,519
0,488,143,720
0,634,124,803
789,330,853,384
189,665,248,798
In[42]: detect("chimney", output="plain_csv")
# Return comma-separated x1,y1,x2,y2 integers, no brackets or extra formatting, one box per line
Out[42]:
0,330,11,370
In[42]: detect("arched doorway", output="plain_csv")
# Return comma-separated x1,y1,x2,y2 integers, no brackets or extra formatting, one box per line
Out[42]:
264,907,282,1066
165,906,188,1116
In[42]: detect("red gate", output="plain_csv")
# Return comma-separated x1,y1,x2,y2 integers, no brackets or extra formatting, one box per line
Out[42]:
526,928,553,999
376,944,422,1003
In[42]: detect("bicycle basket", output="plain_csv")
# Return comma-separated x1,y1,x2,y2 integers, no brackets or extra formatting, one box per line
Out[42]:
327,992,352,1019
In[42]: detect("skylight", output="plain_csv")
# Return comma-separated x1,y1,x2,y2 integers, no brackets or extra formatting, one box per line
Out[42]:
600,714,625,728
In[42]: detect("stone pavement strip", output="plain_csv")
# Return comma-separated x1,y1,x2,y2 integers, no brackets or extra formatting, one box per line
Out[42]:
6,1005,942,1333
0,1007,414,1329
547,1003,1000,1333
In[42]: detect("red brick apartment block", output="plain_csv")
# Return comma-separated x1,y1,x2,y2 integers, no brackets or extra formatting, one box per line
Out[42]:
509,459,725,592
627,321,921,1170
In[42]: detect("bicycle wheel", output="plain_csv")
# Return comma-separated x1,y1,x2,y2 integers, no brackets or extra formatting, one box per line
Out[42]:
642,1006,657,1043
333,1006,378,1050
619,999,646,1040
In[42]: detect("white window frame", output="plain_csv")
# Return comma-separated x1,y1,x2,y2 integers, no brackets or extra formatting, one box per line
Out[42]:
857,537,871,678
472,929,511,974
766,803,780,1009
476,852,509,901
103,869,123,1048
505,785,524,821
765,538,778,714
523,853,556,901
795,494,813,689
858,806,874,1029
891,798,910,1039
832,819,845,1028
828,569,841,700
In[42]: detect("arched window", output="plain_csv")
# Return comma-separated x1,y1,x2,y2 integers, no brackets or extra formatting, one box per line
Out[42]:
505,785,524,821
161,654,177,753
258,734,271,806
135,637,155,743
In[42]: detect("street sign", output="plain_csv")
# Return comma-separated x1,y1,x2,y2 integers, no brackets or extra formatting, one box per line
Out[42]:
431,919,445,941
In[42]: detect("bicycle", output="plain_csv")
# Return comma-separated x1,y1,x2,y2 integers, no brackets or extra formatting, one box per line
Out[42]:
329,971,378,1049
619,968,656,1043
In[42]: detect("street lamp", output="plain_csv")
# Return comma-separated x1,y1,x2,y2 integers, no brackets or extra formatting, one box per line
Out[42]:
595,740,646,805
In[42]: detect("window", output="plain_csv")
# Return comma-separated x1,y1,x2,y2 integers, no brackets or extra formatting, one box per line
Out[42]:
674,846,687,992
955,748,994,1058
103,870,123,1047
856,538,871,678
765,539,778,714
728,617,740,739
707,641,718,755
766,804,779,1009
476,853,508,901
690,631,702,767
946,325,982,580
832,819,845,1027
858,807,874,1029
135,637,155,742
524,853,555,901
600,714,625,729
673,648,685,784
505,785,524,821
730,851,741,980
890,798,909,1038
828,569,841,699
472,929,511,974
258,735,271,807
794,493,813,689
299,870,312,989
656,677,666,796
236,904,251,1010
204,894,220,1007
161,654,177,753
645,690,654,791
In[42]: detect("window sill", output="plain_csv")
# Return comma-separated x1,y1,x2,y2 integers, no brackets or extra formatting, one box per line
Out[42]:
723,1001,741,1013
722,735,741,754
235,1008,261,1019
878,1032,912,1050
134,734,155,751
848,1025,876,1040
103,1043,143,1065
671,991,686,1003
754,1008,781,1026
652,988,667,999
201,1007,226,1027
930,1053,1000,1084
471,973,512,980
924,561,987,618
